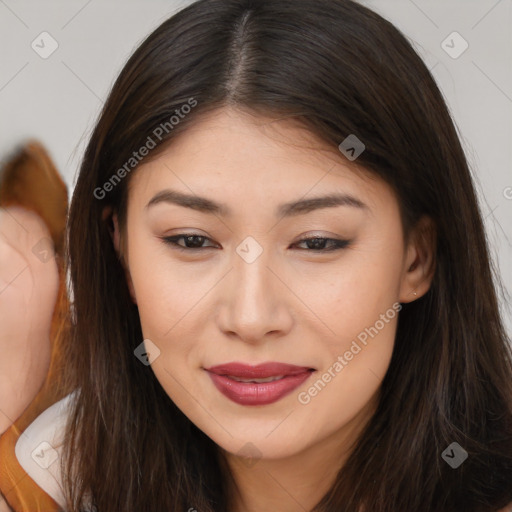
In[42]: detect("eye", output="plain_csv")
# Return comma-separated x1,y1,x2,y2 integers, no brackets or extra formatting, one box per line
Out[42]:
160,234,350,252
291,236,351,252
160,233,218,251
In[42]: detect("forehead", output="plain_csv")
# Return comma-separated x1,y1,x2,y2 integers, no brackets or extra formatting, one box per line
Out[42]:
127,107,393,214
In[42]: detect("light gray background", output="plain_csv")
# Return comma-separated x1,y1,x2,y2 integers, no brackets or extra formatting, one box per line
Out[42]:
1,0,511,336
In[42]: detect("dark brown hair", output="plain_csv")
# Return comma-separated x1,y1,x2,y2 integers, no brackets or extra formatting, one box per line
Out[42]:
56,0,512,510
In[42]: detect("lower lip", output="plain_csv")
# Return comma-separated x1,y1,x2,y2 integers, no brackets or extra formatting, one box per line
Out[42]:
206,370,314,406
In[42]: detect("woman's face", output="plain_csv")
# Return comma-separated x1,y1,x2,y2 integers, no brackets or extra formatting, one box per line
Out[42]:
115,107,431,462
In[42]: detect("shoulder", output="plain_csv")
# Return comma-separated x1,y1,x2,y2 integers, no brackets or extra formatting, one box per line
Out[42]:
14,392,75,508
0,392,76,511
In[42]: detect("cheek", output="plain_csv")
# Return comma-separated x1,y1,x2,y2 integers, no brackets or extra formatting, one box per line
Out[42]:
127,240,212,338
297,261,400,426
296,250,402,343
309,277,398,387
129,253,205,394
292,232,403,385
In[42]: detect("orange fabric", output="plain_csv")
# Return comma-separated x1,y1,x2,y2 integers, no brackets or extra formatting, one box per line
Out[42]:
0,394,62,512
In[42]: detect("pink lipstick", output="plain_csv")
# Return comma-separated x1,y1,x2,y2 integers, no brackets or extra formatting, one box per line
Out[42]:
204,362,315,406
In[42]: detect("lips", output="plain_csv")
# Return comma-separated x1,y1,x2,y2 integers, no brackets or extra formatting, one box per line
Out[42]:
205,362,314,379
204,362,315,406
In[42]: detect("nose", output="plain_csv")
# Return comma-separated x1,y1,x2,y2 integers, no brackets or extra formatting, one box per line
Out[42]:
215,250,294,344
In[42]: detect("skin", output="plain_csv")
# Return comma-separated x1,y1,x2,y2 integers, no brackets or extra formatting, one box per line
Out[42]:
110,107,436,512
0,206,58,435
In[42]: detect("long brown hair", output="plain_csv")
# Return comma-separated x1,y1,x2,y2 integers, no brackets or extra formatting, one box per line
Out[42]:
56,0,512,510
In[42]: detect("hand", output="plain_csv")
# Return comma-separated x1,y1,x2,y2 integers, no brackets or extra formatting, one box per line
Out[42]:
0,493,13,511
0,206,59,434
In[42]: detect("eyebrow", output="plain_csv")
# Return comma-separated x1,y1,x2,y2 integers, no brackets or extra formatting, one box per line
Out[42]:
145,189,369,217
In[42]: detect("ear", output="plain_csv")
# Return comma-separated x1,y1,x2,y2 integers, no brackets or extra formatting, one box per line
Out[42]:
102,206,137,304
398,215,436,303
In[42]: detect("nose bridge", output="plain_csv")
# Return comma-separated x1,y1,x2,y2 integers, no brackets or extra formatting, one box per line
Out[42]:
217,242,292,340
233,245,275,316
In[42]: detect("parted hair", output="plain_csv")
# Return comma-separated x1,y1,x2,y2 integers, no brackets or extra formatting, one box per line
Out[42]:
56,0,512,510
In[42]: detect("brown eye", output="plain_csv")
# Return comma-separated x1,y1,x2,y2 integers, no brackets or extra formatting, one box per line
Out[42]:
161,234,218,250
292,237,351,251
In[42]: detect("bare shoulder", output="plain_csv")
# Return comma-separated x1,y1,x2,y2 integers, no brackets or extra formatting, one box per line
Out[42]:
0,493,13,512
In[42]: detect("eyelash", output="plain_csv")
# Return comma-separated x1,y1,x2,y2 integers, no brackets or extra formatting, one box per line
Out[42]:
160,234,351,252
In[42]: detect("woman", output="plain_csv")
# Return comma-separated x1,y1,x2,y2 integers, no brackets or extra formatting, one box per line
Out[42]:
2,0,512,510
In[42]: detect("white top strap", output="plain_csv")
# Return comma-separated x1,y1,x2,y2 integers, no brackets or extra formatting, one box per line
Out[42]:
14,392,75,510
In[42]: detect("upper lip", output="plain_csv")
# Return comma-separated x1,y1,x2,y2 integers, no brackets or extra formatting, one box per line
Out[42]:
204,362,315,379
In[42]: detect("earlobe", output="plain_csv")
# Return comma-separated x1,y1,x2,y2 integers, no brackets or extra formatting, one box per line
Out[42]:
399,215,436,303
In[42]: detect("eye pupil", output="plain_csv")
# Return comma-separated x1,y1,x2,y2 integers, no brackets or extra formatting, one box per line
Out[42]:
306,237,327,250
185,235,204,248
